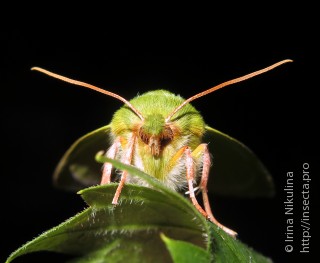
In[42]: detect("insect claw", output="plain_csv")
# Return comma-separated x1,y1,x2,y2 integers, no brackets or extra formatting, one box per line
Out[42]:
112,195,120,205
207,216,238,238
185,186,200,195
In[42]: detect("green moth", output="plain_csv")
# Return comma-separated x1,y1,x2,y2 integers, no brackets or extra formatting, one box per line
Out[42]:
32,59,292,237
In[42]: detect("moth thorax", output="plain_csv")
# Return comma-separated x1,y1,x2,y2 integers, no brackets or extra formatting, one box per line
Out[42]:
138,114,174,157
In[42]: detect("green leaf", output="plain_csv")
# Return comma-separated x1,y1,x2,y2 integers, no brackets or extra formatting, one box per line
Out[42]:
208,223,272,263
6,158,272,263
161,233,213,263
6,183,209,263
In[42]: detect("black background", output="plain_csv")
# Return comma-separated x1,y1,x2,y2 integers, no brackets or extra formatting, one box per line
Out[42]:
1,13,318,263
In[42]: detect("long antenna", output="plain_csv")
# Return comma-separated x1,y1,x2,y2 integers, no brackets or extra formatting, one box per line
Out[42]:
165,59,293,122
31,67,145,121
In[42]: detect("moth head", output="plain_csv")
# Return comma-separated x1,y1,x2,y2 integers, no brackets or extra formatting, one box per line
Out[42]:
138,114,174,156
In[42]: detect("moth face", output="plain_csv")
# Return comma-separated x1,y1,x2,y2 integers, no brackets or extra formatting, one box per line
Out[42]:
139,125,174,157
138,114,174,156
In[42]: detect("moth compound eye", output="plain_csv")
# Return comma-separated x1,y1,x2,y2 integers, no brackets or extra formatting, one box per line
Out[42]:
160,126,174,147
138,128,149,145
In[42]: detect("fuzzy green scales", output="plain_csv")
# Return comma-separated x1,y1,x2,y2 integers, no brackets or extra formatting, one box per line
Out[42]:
111,90,205,138
110,90,205,183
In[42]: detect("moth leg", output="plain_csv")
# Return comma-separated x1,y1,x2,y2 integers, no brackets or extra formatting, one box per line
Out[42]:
166,146,207,217
184,147,209,219
193,144,237,237
101,137,121,185
112,134,136,205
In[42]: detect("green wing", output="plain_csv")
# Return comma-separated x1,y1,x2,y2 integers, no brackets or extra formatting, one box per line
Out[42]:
53,126,111,191
204,126,274,197
54,124,274,197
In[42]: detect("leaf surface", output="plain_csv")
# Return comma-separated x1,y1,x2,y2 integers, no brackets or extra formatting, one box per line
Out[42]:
6,158,272,263
161,234,213,263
